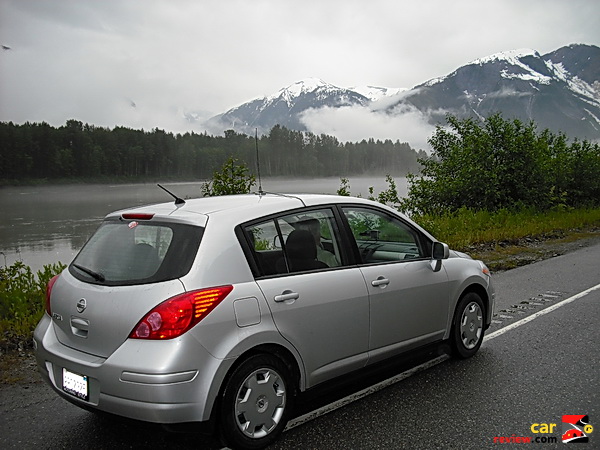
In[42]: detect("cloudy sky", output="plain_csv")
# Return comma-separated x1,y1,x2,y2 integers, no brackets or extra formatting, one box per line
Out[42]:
1,0,598,148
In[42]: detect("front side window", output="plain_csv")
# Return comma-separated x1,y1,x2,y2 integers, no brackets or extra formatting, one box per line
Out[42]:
244,209,342,276
70,219,202,285
342,207,427,264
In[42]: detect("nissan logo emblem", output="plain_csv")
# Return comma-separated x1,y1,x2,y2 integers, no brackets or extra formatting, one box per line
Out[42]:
76,298,87,313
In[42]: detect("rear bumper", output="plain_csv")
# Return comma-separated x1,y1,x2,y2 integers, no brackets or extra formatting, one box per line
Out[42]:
33,313,232,424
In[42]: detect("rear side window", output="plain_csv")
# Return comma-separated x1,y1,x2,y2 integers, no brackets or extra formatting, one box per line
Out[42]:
244,208,343,277
70,219,202,286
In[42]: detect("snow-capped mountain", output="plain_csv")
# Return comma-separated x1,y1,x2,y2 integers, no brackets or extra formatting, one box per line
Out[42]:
393,44,599,140
206,78,387,135
205,44,599,143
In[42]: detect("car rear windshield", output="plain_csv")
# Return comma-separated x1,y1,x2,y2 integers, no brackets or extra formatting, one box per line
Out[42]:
69,218,203,286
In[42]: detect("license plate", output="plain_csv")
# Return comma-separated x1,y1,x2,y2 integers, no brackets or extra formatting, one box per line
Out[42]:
62,368,89,401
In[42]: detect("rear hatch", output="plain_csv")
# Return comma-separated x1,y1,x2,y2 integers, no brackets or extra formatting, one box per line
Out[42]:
49,214,203,358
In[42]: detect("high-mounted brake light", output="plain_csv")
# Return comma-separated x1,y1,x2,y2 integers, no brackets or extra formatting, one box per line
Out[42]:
129,285,234,340
46,274,60,316
121,213,155,220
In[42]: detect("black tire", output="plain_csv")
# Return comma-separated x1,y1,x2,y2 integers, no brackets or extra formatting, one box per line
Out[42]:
451,292,485,359
218,354,294,450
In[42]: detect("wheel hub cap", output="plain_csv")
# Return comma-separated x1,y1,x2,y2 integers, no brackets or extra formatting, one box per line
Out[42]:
460,301,483,350
234,368,286,439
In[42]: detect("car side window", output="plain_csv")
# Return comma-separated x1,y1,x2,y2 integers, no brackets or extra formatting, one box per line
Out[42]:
342,207,426,264
244,209,343,276
244,220,284,276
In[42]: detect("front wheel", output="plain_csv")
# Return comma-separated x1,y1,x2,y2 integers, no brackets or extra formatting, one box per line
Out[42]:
219,354,294,450
451,292,485,359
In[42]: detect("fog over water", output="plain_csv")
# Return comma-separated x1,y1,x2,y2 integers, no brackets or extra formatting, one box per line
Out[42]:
0,177,407,272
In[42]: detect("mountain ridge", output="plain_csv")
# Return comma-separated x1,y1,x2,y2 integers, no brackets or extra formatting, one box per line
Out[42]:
205,44,600,144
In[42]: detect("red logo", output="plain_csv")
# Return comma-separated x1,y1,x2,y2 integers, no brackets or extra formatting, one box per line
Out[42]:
562,415,591,443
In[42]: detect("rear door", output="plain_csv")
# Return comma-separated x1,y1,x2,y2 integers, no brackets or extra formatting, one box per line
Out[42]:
50,275,184,358
340,206,450,363
51,217,201,357
244,208,369,387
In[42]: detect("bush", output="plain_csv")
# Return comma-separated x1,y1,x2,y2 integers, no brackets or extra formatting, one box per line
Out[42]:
337,174,402,210
400,114,600,215
0,261,66,352
201,157,256,197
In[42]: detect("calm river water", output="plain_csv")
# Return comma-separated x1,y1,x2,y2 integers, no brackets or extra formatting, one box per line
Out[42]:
0,177,407,272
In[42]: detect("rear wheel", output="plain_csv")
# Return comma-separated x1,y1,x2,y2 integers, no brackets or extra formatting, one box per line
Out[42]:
219,354,293,450
451,292,485,359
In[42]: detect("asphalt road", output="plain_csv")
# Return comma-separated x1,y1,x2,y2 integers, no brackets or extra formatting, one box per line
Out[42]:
1,242,598,449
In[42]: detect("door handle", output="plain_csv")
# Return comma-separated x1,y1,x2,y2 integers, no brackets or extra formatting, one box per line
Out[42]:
70,317,89,338
274,290,299,303
371,276,390,287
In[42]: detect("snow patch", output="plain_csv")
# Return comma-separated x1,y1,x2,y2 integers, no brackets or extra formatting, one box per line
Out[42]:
583,108,600,129
470,48,540,66
265,78,340,107
500,69,552,84
350,85,407,101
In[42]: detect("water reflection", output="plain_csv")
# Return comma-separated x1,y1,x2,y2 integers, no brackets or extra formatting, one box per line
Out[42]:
0,177,407,272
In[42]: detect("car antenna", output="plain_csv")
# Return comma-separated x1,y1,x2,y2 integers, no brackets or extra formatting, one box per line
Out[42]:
252,130,306,206
255,128,265,195
157,184,185,205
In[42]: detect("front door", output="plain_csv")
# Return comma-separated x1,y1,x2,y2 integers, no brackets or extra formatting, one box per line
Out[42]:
341,206,450,363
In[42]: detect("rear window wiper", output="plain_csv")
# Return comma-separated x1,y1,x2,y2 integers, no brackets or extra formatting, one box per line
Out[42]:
72,263,105,282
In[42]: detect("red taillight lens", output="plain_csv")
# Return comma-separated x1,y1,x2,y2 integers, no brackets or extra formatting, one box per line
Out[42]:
129,285,233,340
45,274,60,316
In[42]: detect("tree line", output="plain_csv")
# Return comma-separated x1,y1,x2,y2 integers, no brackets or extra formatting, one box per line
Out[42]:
0,121,425,183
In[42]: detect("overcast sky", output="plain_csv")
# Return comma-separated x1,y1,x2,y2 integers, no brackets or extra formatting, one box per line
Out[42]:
1,0,598,148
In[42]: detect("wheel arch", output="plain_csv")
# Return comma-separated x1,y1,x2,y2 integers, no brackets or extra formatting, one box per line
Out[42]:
229,343,303,395
210,342,303,420
458,282,492,328
211,344,300,449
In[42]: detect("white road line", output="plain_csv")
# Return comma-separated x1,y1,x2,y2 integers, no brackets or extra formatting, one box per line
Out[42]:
285,283,600,432
484,282,600,343
222,282,600,447
285,354,449,431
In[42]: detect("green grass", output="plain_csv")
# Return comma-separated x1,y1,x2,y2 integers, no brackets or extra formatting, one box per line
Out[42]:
414,207,600,251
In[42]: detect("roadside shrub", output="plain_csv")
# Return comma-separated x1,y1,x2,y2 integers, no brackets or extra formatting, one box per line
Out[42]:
201,156,256,196
400,113,600,215
0,261,66,352
337,174,402,209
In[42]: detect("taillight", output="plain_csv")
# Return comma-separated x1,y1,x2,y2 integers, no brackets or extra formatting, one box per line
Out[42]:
46,274,60,316
129,285,233,340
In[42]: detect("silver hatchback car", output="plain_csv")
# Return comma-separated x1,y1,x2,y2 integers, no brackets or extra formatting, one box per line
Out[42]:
34,192,494,449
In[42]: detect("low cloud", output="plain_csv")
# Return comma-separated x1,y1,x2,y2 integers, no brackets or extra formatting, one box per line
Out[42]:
485,87,535,99
299,103,437,151
368,89,416,111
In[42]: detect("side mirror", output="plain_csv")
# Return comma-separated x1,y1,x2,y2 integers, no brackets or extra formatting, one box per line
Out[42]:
432,242,449,260
359,229,380,240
